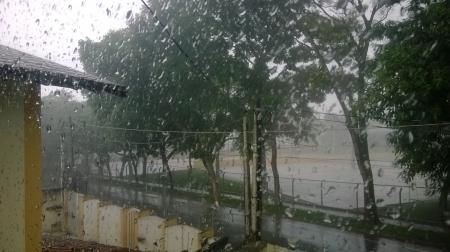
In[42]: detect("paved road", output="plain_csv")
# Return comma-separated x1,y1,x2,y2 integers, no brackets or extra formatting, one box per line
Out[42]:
88,182,445,252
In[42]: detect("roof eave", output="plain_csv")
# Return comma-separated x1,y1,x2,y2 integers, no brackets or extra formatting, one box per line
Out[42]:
1,64,128,97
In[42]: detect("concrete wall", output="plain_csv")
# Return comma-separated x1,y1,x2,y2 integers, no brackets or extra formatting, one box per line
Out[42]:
99,204,124,247
0,80,42,251
261,243,289,252
165,225,202,252
137,215,165,251
50,190,226,251
67,192,84,236
42,189,63,233
83,199,100,242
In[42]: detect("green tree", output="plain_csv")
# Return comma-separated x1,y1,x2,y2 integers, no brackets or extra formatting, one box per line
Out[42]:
368,0,450,220
280,0,403,224
211,0,326,205
78,0,248,202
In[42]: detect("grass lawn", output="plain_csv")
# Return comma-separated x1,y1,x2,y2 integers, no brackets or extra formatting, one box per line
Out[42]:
380,200,443,223
141,169,245,196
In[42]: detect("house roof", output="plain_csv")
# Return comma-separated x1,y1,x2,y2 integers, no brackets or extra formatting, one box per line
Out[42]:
0,44,127,97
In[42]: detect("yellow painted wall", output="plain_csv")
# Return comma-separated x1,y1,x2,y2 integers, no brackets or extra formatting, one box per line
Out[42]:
0,79,42,251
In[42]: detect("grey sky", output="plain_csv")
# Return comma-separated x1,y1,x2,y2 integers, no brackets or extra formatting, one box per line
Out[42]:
1,0,142,97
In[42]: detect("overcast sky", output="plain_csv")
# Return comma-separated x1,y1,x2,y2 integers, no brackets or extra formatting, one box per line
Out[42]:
1,0,343,114
1,0,142,97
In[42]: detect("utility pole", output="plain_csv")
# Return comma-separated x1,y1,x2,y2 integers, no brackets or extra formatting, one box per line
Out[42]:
60,132,65,189
251,99,263,241
69,117,75,191
69,117,75,170
243,115,251,239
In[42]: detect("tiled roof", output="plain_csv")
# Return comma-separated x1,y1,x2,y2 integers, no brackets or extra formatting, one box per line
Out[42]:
42,233,139,252
0,44,127,97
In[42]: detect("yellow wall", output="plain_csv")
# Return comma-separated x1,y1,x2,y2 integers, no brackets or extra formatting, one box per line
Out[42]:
0,79,42,251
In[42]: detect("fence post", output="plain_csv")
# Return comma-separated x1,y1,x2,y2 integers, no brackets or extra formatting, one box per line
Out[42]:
399,188,403,219
356,184,359,213
292,179,295,208
222,172,225,196
408,183,411,203
158,167,161,188
320,181,324,207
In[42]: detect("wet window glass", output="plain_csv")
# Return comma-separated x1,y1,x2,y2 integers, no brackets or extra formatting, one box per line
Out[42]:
1,0,450,251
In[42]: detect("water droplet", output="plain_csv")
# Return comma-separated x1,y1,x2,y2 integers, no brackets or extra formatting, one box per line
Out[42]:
390,208,400,219
126,10,132,19
35,19,40,25
269,6,278,16
46,125,51,133
68,4,72,10
287,237,300,249
284,208,293,218
324,186,336,195
376,199,385,207
378,169,384,177
312,167,317,173
408,132,414,143
387,187,396,197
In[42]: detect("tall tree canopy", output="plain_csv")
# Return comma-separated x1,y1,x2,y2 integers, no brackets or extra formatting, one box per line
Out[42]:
271,0,401,224
78,0,325,203
368,0,450,219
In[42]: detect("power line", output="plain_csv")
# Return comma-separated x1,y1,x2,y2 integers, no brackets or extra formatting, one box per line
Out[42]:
75,122,240,134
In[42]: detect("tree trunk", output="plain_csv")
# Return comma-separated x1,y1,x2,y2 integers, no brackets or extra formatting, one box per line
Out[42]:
215,152,220,179
104,154,112,181
132,156,139,185
98,156,104,177
142,153,148,180
119,156,126,178
83,150,90,175
438,179,450,222
202,157,220,203
348,126,382,225
270,135,281,205
159,144,174,190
